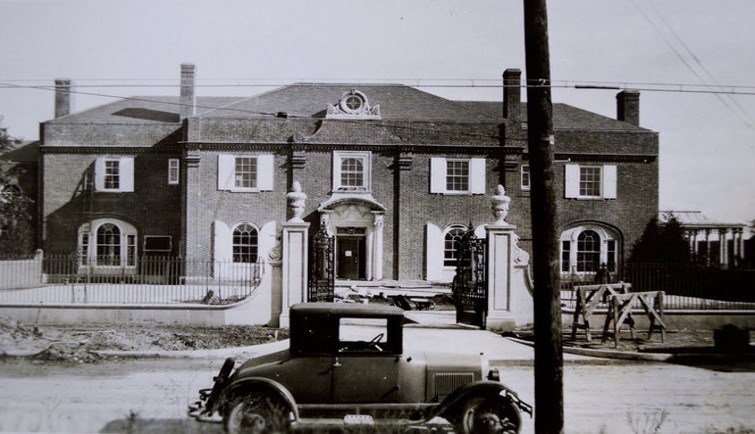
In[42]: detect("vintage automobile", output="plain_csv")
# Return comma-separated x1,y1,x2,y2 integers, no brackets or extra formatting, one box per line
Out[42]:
189,303,531,433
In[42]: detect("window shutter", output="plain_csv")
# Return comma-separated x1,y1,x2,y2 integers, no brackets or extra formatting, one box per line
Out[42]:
213,220,232,262
120,157,135,192
430,158,446,193
257,154,274,191
94,158,106,191
565,164,580,198
425,223,443,281
603,165,617,199
469,158,486,194
217,155,235,191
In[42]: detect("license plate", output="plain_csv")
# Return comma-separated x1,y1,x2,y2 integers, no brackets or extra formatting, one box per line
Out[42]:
344,414,375,425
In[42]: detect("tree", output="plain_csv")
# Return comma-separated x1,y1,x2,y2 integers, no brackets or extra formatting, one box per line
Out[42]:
0,121,35,256
628,215,690,264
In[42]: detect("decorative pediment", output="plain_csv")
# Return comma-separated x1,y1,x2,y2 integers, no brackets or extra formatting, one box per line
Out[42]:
326,89,381,120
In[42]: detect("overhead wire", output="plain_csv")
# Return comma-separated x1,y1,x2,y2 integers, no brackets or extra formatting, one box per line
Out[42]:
627,0,755,132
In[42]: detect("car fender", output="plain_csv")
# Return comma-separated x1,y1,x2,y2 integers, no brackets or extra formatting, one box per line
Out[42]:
220,376,301,421
431,380,531,420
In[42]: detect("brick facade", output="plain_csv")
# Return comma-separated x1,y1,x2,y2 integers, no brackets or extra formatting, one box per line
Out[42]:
38,66,659,282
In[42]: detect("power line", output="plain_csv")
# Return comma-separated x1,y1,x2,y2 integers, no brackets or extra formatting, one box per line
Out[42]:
4,81,755,96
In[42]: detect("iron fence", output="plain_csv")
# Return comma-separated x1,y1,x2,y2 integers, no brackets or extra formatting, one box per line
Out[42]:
560,262,755,311
0,255,264,305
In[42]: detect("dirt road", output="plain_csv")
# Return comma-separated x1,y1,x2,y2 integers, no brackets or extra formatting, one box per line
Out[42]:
0,356,752,434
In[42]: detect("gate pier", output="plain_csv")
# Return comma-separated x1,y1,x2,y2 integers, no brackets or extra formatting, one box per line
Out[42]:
486,222,534,331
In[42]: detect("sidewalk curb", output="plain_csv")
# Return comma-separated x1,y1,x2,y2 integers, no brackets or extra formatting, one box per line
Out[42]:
504,337,675,362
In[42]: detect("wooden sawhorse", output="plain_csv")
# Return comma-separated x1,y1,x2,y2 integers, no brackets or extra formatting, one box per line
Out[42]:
602,291,666,348
570,283,631,342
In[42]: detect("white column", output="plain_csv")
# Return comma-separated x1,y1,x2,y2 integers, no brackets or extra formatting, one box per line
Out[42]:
372,213,384,280
720,228,729,268
279,221,310,328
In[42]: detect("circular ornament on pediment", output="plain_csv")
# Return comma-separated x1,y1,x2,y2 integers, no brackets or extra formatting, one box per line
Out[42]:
339,90,368,114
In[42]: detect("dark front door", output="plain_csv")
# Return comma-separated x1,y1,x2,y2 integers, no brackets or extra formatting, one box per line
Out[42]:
337,236,365,279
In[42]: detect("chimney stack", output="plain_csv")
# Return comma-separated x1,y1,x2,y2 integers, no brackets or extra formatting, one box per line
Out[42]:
617,90,640,126
54,79,71,118
503,69,521,124
180,63,196,120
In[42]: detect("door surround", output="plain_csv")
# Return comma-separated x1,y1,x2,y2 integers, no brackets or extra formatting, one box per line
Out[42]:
318,197,386,281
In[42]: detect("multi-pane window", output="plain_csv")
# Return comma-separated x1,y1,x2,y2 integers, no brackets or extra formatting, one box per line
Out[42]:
430,158,485,195
94,157,134,192
579,166,602,197
104,160,120,190
78,220,138,270
80,232,90,266
340,158,364,188
234,157,258,189
333,151,370,191
606,240,617,272
561,241,571,273
218,154,273,192
96,223,121,266
446,160,470,192
521,164,530,191
168,159,180,184
443,226,467,267
233,223,259,263
565,164,616,200
576,230,601,272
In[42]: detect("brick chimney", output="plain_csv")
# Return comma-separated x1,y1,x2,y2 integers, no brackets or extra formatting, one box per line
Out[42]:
503,69,521,124
180,63,196,120
617,90,640,126
54,79,71,118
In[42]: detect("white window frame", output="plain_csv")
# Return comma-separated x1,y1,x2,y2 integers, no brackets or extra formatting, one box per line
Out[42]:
520,164,530,191
77,219,138,272
443,224,468,268
564,164,617,200
430,157,486,195
94,157,135,192
333,151,371,192
560,225,619,276
218,154,274,192
168,159,180,185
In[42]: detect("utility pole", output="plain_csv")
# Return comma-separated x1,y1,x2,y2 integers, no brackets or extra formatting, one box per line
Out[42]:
523,0,564,433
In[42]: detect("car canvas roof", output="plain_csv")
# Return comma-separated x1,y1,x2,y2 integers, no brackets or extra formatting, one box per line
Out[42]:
290,302,404,318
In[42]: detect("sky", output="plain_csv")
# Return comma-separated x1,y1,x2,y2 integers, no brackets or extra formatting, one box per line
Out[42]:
1,0,753,225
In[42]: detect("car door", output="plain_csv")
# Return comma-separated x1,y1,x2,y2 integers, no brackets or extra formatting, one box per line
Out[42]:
331,317,400,403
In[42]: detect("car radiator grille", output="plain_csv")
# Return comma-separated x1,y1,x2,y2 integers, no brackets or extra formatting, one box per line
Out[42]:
434,372,476,397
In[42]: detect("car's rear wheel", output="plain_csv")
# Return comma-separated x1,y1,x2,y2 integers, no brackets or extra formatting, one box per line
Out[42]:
224,393,290,434
456,395,522,434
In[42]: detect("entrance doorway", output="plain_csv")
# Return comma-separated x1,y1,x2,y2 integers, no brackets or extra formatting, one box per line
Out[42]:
336,230,366,280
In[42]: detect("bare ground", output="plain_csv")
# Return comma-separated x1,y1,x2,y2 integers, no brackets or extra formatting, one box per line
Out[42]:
0,317,289,364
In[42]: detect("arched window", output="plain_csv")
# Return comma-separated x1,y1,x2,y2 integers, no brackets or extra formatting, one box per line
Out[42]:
233,223,258,263
97,223,121,266
443,225,468,267
79,219,137,269
560,225,620,276
577,230,601,272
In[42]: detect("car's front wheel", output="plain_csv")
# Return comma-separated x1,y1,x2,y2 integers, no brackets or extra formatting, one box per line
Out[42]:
456,395,522,434
224,393,290,434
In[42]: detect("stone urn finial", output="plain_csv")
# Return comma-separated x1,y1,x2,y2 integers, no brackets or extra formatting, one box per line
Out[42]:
491,184,511,224
287,181,307,222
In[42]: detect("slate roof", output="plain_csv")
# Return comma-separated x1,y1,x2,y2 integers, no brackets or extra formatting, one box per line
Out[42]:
46,83,651,132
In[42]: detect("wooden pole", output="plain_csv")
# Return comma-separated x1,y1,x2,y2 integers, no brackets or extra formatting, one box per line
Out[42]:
523,0,564,432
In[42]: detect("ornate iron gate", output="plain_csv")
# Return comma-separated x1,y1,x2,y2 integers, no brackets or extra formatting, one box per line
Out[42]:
308,223,335,302
452,227,488,328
